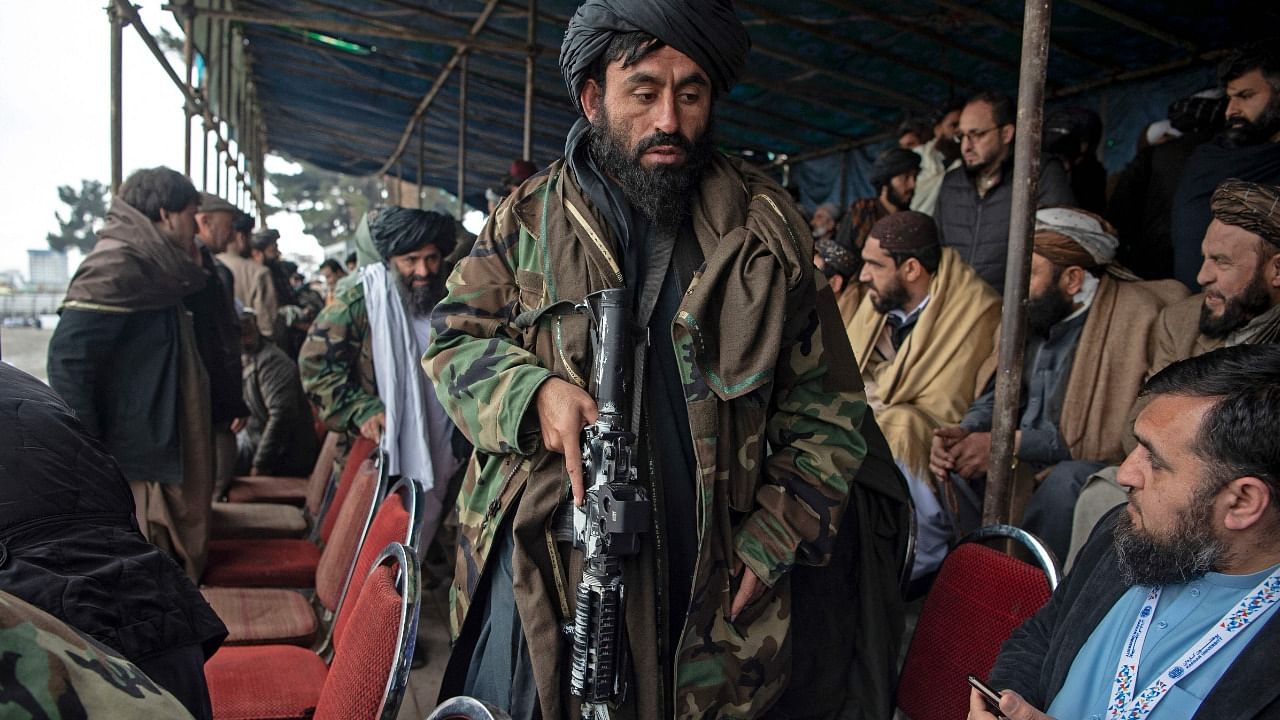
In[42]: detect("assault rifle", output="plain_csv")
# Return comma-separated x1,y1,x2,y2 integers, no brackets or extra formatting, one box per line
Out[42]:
569,288,651,720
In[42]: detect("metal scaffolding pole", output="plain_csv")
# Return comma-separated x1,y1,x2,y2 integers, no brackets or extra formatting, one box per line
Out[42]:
522,0,536,160
457,54,469,219
397,158,405,206
417,119,425,209
182,2,194,176
202,4,213,190
983,0,1054,526
109,2,123,193
116,0,268,214
213,9,224,196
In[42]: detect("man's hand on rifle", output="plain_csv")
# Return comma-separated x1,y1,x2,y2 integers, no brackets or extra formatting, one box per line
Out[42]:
535,377,598,507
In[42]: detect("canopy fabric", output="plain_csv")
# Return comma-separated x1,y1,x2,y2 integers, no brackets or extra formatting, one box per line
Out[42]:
180,0,1265,212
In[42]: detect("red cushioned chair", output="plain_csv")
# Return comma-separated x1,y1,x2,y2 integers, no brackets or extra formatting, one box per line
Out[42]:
224,431,345,507
896,524,1060,720
204,476,426,648
205,542,421,720
211,433,349,540
201,450,386,589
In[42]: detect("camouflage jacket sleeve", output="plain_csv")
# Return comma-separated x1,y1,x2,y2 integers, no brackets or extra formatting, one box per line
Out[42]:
298,281,383,433
733,278,868,588
423,209,551,455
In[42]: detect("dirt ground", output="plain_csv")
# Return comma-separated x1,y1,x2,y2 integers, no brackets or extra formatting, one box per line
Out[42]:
1,327,53,381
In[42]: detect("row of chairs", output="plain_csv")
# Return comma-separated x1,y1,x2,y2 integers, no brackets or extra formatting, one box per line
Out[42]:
219,433,1060,720
200,435,426,719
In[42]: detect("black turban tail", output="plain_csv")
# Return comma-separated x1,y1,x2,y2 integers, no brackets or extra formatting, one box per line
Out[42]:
560,0,750,114
370,206,457,260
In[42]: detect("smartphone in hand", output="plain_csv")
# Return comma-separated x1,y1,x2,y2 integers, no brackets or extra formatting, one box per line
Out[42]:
967,675,1005,718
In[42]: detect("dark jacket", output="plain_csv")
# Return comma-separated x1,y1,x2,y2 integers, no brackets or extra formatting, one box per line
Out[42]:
190,243,249,425
1170,137,1280,290
243,340,319,476
934,156,1075,295
48,198,208,486
0,363,227,665
990,507,1280,718
1107,133,1206,280
772,410,912,720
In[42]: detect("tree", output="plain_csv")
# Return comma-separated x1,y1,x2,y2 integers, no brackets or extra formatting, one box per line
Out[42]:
269,161,385,248
47,180,109,254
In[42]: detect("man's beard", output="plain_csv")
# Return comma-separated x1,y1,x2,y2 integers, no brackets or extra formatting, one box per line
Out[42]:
885,185,912,211
1199,266,1273,338
398,271,447,317
870,277,911,314
1114,480,1226,586
963,151,1001,178
589,106,715,229
1027,285,1074,336
1222,96,1280,147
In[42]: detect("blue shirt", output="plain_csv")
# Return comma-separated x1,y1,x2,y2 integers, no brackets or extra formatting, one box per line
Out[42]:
1047,563,1280,720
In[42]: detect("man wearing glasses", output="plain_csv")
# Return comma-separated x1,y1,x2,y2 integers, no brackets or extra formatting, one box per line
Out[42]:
935,91,1075,295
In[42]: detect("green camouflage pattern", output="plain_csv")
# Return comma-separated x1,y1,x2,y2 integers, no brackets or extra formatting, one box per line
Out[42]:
0,591,193,719
424,155,867,719
298,279,382,435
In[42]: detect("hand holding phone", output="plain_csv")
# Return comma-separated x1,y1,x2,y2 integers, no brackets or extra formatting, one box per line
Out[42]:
967,675,1004,718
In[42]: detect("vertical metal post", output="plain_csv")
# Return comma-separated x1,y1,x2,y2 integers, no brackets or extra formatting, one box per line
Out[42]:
397,159,405,206
838,149,849,207
182,2,194,176
109,0,123,193
457,54,469,219
214,10,222,196
202,4,213,190
983,0,1053,526
522,0,537,160
218,7,230,196
417,119,425,209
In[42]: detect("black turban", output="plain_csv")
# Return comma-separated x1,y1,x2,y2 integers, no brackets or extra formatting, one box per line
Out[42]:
369,206,457,260
560,0,750,115
869,147,922,189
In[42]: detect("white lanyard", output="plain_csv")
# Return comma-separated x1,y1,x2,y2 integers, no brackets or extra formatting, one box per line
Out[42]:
1106,568,1280,720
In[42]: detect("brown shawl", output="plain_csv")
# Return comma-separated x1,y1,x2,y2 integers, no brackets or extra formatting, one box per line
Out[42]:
1058,276,1176,463
846,248,1001,478
63,199,206,312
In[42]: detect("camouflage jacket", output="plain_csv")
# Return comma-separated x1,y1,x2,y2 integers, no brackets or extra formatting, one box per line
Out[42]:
298,279,381,435
0,591,195,719
425,155,867,719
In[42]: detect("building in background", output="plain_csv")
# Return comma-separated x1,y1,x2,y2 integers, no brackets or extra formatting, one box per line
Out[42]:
27,250,68,292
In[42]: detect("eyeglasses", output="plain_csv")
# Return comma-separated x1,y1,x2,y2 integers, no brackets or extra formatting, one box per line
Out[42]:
957,126,999,144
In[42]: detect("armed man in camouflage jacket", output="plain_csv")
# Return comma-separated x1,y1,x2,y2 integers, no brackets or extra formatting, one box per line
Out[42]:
424,2,867,718
299,207,466,543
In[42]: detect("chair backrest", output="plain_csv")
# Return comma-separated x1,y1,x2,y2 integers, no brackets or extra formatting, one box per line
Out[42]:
314,543,420,720
896,526,1057,720
314,460,386,617
305,432,343,517
317,435,379,543
426,697,512,720
327,477,425,649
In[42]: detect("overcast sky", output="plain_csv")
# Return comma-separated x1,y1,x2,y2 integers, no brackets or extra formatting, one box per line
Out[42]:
0,1,319,278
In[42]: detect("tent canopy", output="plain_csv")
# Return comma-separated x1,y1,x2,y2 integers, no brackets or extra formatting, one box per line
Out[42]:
177,0,1268,209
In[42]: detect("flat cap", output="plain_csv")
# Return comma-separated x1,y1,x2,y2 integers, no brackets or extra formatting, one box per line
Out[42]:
198,192,237,215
